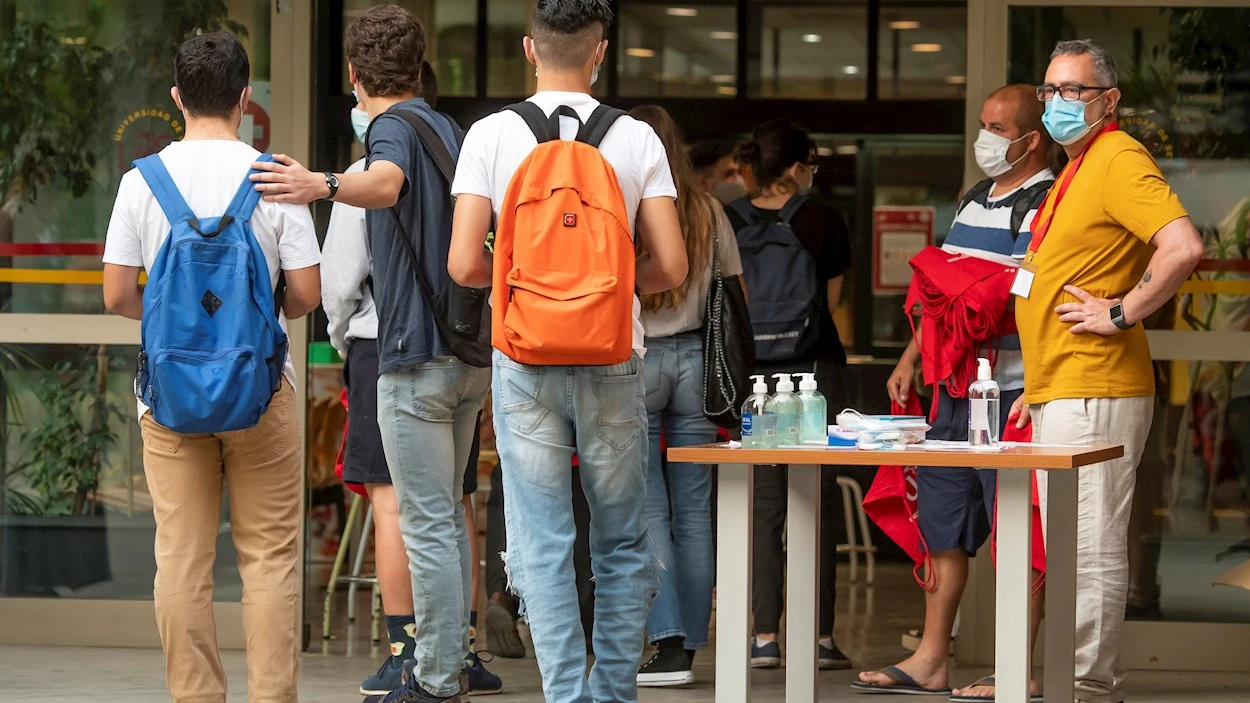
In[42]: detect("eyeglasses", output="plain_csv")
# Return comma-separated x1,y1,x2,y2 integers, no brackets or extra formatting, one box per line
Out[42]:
805,161,821,175
1036,83,1112,103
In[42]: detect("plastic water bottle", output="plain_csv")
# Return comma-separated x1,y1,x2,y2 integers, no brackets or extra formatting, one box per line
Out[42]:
968,358,1000,447
741,375,777,448
796,372,827,444
772,373,802,447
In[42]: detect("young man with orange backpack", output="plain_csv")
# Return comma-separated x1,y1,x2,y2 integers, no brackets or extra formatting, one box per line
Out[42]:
447,2,687,700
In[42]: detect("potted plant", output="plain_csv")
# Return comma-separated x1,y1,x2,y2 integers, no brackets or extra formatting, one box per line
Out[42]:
1,353,125,596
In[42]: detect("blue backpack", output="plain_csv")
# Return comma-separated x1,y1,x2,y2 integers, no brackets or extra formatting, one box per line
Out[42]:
729,195,822,362
132,154,288,434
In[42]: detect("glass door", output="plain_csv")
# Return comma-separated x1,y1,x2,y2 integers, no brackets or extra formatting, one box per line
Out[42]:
0,0,309,647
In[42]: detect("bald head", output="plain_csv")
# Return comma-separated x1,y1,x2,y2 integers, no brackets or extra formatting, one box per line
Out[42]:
988,84,1045,137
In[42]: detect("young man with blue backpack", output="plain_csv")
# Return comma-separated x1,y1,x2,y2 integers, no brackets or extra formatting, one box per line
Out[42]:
249,6,493,702
101,31,321,703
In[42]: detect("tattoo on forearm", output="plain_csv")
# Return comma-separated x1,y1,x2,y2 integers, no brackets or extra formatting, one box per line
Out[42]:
1137,269,1153,290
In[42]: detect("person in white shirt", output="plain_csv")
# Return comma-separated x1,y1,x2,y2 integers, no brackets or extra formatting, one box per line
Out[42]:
101,31,320,703
446,1,687,700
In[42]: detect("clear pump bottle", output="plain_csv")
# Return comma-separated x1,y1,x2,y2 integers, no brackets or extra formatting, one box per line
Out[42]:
741,375,777,448
772,373,802,447
796,372,827,444
968,357,1001,447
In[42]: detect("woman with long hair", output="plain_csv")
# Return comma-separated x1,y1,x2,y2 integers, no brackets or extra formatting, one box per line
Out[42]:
729,118,854,670
629,104,743,687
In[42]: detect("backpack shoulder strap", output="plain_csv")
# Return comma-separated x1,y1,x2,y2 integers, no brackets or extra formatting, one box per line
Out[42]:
387,108,458,186
956,178,995,216
505,101,555,143
225,153,274,221
777,194,809,225
1010,179,1054,236
133,155,195,225
727,198,758,228
577,105,627,149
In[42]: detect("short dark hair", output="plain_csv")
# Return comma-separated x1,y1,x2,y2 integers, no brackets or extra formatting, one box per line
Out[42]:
532,0,614,70
735,118,814,194
346,5,425,98
689,140,736,174
419,60,438,108
174,31,250,119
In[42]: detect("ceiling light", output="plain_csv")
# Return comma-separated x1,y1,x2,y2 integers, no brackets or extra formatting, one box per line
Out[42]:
716,86,737,96
626,47,657,58
710,74,734,84
710,31,738,40
835,145,859,156
816,147,834,157
666,7,698,17
802,34,822,43
911,43,943,53
841,65,860,75
945,75,967,85
889,20,921,30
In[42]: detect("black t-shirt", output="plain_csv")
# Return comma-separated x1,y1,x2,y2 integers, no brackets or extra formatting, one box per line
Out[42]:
732,197,852,364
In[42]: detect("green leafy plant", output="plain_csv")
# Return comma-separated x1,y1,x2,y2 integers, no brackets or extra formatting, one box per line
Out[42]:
7,356,125,517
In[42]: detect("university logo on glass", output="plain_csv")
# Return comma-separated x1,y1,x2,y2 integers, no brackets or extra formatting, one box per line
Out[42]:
114,107,185,169
1120,114,1175,160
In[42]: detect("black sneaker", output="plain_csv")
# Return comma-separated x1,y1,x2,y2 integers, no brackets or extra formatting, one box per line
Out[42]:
818,641,852,670
637,646,695,687
360,655,411,695
750,638,781,669
463,652,503,696
362,659,462,703
486,597,526,659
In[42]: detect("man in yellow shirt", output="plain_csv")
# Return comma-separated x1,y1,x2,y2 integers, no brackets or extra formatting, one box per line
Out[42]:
1011,40,1202,703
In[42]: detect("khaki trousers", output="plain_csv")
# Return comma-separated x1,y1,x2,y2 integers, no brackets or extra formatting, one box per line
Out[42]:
1034,396,1154,703
141,380,302,703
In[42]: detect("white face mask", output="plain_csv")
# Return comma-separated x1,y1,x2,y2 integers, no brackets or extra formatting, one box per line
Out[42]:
974,129,1031,178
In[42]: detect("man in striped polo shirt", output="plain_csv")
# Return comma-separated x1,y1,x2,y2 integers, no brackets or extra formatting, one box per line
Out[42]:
855,84,1055,699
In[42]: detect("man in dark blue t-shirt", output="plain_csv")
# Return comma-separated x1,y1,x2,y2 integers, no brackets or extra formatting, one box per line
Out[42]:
249,7,490,703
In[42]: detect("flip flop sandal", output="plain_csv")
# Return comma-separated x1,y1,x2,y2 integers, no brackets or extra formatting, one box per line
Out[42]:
850,666,953,696
949,676,1044,703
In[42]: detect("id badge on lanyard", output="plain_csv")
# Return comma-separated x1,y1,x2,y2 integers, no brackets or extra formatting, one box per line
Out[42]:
1012,122,1119,300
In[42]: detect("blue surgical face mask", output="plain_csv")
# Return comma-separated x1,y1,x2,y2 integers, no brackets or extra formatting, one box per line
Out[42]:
351,108,369,144
1043,93,1107,146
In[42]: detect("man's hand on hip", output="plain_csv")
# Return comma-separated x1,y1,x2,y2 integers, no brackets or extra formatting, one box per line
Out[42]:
1055,285,1120,336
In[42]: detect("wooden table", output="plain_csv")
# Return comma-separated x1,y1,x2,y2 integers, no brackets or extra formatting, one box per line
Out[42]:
666,443,1125,703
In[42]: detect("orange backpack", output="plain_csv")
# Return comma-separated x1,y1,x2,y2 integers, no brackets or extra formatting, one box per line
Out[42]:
492,103,635,366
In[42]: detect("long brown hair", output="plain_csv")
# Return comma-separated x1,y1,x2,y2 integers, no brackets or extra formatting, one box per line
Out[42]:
629,104,712,313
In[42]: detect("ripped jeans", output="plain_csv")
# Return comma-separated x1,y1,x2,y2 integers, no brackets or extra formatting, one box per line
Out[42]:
492,350,656,703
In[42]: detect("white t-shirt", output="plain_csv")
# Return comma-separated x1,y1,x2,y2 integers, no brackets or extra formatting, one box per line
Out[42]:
642,197,744,338
102,139,322,416
450,91,678,357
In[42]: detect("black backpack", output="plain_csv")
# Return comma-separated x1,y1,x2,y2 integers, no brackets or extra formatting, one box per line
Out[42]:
955,177,1055,238
727,195,822,363
366,107,492,368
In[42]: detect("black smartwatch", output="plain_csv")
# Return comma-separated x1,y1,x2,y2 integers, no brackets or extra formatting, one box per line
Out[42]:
322,172,340,201
1110,302,1134,330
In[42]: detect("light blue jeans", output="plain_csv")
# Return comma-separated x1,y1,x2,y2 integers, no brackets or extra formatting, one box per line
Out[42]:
492,350,656,703
642,333,717,650
377,358,490,697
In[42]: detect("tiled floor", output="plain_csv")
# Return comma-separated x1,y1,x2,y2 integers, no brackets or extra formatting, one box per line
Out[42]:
2,565,1248,701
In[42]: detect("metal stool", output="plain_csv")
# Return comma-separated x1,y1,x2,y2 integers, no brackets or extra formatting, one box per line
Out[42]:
322,493,382,642
835,476,877,585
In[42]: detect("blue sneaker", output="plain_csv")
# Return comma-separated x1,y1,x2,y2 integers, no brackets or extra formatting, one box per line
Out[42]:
819,641,853,670
362,659,462,702
360,655,411,696
463,652,503,696
750,638,781,669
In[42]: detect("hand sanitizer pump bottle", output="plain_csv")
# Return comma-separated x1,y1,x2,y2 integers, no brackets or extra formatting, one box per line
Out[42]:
771,373,802,447
796,372,827,444
968,358,1001,447
741,375,777,448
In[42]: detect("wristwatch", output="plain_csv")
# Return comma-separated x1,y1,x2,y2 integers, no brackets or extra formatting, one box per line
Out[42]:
322,172,340,201
1110,302,1134,330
